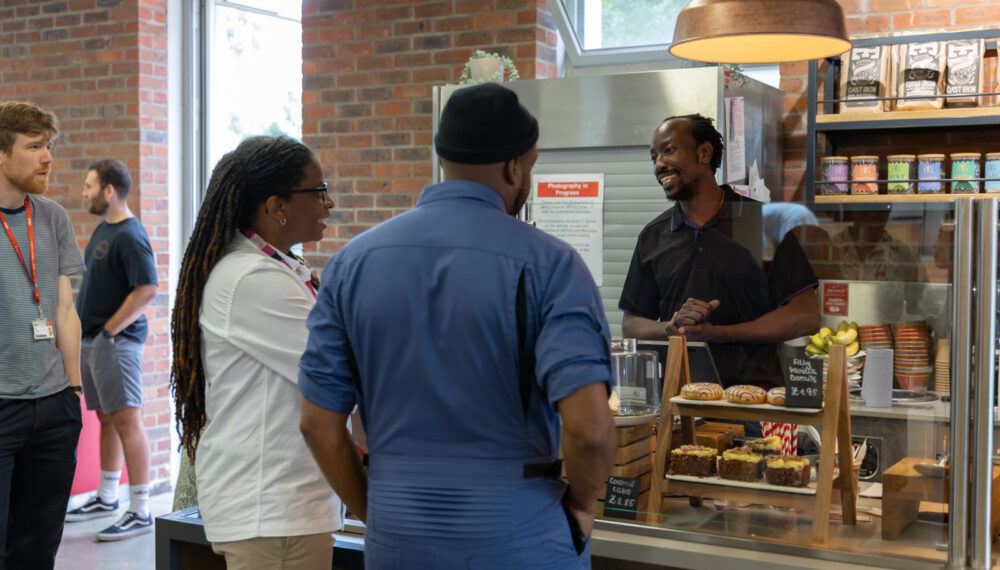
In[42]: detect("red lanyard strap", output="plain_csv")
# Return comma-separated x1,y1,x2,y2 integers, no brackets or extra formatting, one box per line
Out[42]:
0,197,42,309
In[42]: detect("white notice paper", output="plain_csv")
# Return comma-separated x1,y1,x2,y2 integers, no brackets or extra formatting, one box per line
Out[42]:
531,174,604,285
725,97,746,184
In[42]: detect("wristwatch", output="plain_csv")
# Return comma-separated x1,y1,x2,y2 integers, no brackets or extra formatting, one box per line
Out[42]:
101,328,113,339
71,385,83,394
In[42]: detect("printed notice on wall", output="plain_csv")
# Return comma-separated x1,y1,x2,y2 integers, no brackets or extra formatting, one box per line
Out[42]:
531,174,604,285
725,97,746,184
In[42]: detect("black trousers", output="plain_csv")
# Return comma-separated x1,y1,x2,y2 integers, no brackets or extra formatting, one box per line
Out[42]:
0,388,82,570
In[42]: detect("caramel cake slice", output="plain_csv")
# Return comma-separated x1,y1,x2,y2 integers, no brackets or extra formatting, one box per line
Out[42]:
717,446,764,482
667,445,717,477
746,435,783,456
764,455,811,487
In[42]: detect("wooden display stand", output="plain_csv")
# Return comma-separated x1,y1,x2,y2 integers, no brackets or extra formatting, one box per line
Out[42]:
881,457,1000,541
597,420,655,516
648,336,857,544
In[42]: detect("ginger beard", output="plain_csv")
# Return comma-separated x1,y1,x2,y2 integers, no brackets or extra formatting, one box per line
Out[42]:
1,162,49,195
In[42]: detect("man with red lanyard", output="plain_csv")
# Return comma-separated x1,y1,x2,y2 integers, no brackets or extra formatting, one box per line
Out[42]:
0,101,85,569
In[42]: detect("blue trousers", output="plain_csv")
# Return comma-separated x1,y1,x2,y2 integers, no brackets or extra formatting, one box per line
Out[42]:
0,388,82,570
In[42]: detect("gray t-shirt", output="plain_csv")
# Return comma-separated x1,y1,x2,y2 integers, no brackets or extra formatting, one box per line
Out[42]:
0,194,84,398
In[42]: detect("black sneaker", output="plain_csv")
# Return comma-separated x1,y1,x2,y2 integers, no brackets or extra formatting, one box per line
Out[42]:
66,496,119,522
96,511,153,542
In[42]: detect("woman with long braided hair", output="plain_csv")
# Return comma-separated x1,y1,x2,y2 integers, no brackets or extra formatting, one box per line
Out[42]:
170,135,341,569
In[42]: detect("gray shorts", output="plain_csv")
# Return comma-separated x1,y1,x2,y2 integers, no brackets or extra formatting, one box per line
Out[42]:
80,334,144,413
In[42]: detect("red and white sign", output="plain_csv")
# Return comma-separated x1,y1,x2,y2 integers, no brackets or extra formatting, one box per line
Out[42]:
823,282,849,316
531,174,605,285
536,181,601,199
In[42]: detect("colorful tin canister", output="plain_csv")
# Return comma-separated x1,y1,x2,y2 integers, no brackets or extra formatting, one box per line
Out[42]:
917,154,945,194
950,153,981,194
820,156,849,195
983,152,1000,193
851,155,878,195
886,154,916,194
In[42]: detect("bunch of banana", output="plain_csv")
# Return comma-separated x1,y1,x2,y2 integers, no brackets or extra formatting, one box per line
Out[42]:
805,320,859,357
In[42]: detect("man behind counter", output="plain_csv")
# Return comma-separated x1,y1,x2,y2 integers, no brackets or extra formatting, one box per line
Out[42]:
620,114,819,389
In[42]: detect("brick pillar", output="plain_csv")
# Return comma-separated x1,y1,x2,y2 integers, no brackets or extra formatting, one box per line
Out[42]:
0,0,172,492
301,0,559,264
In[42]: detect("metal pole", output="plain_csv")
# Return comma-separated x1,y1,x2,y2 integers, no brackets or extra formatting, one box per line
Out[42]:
950,198,975,568
971,198,997,569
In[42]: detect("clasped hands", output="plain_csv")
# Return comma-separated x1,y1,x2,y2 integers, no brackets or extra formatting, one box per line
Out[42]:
664,298,721,341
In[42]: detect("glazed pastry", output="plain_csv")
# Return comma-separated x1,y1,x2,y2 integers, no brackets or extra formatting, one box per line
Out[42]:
724,384,766,405
766,387,786,406
680,382,724,401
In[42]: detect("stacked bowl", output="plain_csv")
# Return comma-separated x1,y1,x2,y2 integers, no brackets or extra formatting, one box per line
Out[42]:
858,323,892,351
893,322,931,390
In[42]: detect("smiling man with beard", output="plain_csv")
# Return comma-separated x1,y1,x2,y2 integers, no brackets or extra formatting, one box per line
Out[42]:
619,114,820,397
0,100,85,569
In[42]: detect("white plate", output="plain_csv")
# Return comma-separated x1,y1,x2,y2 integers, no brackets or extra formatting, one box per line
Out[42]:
613,412,659,427
664,474,816,495
670,396,822,413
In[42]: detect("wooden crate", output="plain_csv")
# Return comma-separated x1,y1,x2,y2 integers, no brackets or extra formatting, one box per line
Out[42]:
669,421,745,453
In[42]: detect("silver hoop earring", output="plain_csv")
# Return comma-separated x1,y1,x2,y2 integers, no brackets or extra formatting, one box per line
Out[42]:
280,218,287,226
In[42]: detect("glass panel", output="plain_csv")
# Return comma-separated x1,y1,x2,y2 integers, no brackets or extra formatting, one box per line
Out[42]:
595,196,956,565
558,0,686,50
209,2,302,171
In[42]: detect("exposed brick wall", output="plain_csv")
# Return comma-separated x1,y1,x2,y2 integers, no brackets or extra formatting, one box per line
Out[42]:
0,0,172,492
300,0,558,264
780,0,1000,202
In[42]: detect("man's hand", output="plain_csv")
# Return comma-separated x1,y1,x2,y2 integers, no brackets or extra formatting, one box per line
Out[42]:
664,298,719,336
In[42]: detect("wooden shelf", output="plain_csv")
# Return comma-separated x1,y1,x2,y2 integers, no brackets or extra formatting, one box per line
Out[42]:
816,107,1000,125
814,193,1000,204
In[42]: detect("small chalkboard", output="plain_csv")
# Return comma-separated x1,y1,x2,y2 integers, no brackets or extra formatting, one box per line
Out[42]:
604,475,641,520
784,356,823,409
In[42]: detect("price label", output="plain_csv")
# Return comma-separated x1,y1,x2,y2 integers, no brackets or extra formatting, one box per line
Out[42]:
783,356,823,409
604,475,641,520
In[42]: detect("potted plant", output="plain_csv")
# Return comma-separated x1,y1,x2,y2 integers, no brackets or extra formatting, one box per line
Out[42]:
459,50,520,85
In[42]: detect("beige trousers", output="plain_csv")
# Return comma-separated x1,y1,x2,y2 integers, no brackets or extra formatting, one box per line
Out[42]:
212,533,334,570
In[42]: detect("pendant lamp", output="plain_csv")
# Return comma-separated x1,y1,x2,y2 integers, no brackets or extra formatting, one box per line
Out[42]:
669,0,851,64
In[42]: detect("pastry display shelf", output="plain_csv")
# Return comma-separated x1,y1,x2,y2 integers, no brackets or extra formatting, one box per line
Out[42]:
649,336,857,544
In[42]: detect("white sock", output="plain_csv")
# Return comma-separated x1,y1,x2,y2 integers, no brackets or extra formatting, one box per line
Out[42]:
98,470,121,504
130,484,150,519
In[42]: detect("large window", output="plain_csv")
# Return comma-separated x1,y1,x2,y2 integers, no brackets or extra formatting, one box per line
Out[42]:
565,0,686,50
209,0,302,170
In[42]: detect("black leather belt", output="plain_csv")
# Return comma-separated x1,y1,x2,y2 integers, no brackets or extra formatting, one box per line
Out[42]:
523,459,562,479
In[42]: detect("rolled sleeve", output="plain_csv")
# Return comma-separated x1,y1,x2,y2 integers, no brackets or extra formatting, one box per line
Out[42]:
299,261,357,414
535,251,614,405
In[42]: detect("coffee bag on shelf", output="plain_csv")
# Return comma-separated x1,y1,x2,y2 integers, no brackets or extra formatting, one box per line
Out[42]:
839,46,891,113
945,38,984,108
896,41,946,110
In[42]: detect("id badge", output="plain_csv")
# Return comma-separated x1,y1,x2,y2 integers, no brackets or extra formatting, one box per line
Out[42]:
33,318,54,340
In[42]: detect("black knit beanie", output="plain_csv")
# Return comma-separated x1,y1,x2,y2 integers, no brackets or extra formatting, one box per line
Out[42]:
434,83,539,165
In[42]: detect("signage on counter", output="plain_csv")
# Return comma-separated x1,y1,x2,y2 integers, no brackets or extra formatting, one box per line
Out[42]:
784,356,823,409
823,282,849,316
604,475,641,520
531,173,604,285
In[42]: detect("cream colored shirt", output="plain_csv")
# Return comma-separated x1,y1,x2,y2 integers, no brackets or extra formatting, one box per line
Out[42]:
197,234,342,543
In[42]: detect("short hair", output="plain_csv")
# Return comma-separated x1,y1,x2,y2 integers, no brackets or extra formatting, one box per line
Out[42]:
89,159,132,199
661,113,724,173
0,101,59,155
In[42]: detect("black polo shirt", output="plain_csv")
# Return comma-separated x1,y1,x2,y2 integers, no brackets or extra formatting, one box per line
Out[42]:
619,186,818,388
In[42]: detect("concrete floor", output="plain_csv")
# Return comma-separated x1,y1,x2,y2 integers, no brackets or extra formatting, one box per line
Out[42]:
56,488,175,570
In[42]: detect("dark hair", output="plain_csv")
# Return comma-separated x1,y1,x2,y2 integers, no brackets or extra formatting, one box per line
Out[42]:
0,101,59,154
171,135,315,460
662,113,724,173
89,159,132,199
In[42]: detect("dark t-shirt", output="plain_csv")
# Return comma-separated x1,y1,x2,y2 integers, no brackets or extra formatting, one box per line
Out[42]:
619,186,818,388
77,217,158,343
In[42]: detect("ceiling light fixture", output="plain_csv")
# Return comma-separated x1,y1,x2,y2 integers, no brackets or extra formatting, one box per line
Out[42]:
669,0,852,64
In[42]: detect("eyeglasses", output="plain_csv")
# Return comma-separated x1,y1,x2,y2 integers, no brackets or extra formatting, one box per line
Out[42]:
287,182,329,203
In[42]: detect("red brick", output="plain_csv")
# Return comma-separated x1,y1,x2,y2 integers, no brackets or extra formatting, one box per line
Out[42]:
337,9,373,26
435,16,474,32
475,12,516,29
892,10,951,29
956,6,1000,24
869,0,920,10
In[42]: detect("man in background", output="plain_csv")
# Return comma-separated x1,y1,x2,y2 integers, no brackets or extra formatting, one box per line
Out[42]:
65,159,157,541
620,113,819,390
299,83,616,568
0,100,84,569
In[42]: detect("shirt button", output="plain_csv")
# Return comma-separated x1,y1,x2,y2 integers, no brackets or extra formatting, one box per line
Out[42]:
698,247,704,252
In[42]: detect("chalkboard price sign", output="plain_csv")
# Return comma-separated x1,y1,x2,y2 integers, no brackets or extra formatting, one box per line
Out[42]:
784,356,823,409
604,475,641,520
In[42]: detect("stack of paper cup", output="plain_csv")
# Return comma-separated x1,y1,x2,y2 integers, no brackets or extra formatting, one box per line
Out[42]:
861,348,893,408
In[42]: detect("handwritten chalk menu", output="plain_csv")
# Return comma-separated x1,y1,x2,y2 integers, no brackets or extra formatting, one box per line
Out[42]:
785,356,823,409
531,174,604,285
604,475,641,520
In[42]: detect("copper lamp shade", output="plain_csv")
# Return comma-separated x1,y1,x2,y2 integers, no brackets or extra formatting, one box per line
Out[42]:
669,0,851,64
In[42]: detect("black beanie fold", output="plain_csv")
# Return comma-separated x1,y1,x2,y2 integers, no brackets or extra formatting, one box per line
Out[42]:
434,83,539,164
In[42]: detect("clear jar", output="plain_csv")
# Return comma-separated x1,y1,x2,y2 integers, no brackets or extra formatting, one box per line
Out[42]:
851,155,878,195
951,153,981,194
886,154,916,194
917,154,945,194
986,152,1000,193
819,156,849,195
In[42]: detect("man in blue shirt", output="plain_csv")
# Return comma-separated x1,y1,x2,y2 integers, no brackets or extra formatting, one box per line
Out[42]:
299,83,616,569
